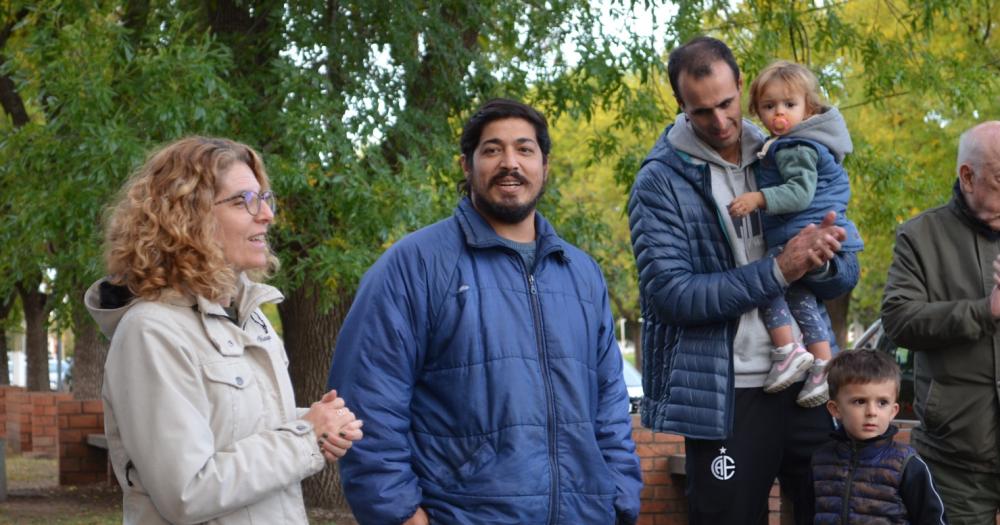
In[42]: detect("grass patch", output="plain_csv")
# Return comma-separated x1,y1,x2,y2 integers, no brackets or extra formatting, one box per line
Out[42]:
2,453,347,524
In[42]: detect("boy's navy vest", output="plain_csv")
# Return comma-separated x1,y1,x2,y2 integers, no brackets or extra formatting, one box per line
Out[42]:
812,430,914,524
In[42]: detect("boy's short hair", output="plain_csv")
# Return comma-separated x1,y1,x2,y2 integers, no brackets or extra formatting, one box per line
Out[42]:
826,349,901,400
748,60,826,118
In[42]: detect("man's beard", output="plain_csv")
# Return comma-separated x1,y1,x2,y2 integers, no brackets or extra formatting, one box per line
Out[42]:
470,171,546,224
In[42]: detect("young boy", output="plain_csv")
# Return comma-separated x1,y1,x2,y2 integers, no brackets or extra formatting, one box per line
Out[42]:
812,350,947,524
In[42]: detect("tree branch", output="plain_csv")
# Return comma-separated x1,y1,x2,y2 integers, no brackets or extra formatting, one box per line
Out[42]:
839,90,912,110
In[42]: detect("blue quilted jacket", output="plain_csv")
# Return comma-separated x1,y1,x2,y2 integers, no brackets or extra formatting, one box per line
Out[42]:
628,127,860,439
329,198,643,524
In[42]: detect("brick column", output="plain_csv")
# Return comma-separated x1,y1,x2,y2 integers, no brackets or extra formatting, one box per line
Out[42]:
0,386,25,453
632,415,688,524
58,399,108,485
29,392,73,457
5,389,31,454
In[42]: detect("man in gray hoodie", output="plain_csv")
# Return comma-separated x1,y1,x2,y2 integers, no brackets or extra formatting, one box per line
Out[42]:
628,36,860,524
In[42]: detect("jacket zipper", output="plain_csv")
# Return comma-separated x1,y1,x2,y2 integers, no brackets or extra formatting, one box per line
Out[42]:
526,272,560,525
702,163,739,434
840,443,859,524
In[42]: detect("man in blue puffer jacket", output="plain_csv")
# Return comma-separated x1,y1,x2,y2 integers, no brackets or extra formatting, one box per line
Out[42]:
628,37,860,524
329,98,643,525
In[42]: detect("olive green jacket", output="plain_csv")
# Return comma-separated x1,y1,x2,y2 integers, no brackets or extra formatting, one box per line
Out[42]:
882,195,1000,473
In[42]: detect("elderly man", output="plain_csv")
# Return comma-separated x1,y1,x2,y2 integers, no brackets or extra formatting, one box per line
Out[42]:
628,36,859,524
882,121,1000,524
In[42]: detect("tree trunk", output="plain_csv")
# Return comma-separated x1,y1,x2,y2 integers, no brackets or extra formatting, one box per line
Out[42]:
0,325,9,386
17,282,50,391
277,280,354,520
70,305,107,399
627,318,643,370
0,292,14,386
824,291,851,351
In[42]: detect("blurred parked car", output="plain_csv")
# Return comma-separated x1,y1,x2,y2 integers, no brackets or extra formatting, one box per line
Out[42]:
622,358,643,414
49,358,72,391
851,319,915,420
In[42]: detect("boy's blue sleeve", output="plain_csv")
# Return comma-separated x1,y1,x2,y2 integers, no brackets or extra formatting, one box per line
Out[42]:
900,455,948,524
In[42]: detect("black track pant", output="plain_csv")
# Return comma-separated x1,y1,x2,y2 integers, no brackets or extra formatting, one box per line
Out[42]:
684,385,834,525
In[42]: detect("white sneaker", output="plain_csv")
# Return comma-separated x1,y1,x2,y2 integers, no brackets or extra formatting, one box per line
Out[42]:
797,360,829,407
763,343,814,393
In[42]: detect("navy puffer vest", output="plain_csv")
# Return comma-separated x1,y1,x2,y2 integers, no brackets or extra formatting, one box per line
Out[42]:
756,137,864,252
812,427,914,524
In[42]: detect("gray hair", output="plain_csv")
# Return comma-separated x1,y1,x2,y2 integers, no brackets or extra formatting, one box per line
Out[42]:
957,121,1000,176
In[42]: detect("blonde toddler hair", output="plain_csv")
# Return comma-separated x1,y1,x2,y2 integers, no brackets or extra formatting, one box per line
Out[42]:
748,60,826,119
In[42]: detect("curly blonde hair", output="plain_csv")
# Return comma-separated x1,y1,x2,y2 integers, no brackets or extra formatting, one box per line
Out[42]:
748,60,826,119
105,136,276,302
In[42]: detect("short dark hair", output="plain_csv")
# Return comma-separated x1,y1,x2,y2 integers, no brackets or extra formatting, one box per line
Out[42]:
458,98,551,196
826,349,901,400
667,36,741,107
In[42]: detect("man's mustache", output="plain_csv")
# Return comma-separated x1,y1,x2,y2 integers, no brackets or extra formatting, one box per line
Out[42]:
489,170,528,187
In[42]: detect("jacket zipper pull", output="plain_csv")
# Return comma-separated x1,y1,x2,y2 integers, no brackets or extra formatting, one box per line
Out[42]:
528,274,537,295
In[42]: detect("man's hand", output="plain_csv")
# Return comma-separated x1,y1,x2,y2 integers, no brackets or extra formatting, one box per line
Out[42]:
990,255,1000,319
403,507,429,525
776,211,846,283
728,192,765,218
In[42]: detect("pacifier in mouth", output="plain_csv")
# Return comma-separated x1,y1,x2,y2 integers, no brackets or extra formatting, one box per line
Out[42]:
772,117,789,133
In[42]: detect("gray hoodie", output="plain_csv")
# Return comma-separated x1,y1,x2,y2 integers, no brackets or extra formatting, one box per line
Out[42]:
666,114,796,387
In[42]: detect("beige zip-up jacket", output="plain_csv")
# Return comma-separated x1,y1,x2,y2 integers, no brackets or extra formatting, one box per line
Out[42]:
85,275,325,524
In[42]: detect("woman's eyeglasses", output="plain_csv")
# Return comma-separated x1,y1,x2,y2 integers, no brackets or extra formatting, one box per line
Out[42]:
213,190,276,216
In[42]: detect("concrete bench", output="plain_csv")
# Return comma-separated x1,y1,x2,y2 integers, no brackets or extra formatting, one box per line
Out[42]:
86,433,108,450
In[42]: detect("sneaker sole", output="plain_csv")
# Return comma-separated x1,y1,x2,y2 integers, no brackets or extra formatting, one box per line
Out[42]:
763,355,814,394
796,391,828,408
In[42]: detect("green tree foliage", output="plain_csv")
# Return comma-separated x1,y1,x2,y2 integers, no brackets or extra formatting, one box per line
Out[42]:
0,0,670,510
551,0,998,334
0,1,238,391
2,0,996,512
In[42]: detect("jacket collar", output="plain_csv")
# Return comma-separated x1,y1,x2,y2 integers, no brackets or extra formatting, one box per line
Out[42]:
830,423,900,459
454,197,569,264
164,275,283,356
950,180,1000,241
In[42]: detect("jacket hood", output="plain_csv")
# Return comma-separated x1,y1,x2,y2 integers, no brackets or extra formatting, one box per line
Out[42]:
778,106,853,162
85,274,282,339
85,279,136,339
658,113,765,171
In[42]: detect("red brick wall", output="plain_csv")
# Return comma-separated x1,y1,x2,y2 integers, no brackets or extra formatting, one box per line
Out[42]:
30,392,73,457
6,388,32,454
58,399,109,485
3,390,73,456
0,385,25,452
632,415,688,524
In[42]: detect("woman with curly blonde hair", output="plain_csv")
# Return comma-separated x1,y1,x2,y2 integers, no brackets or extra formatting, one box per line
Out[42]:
85,136,363,525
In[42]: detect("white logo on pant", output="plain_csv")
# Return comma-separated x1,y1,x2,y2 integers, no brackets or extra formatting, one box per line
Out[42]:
711,447,735,480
